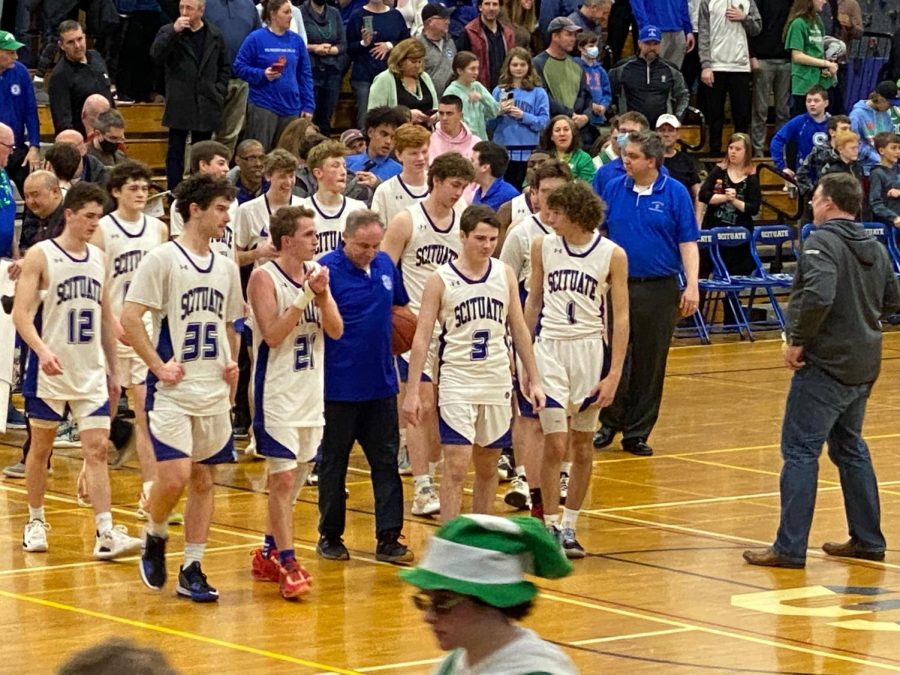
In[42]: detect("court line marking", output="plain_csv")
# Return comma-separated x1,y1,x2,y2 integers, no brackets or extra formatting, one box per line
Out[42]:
569,626,696,646
0,589,361,674
353,657,443,672
587,488,820,513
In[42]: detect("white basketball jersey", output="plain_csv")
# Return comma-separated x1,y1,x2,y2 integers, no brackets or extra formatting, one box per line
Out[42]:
509,193,533,223
499,214,551,293
235,194,301,266
372,175,429,226
252,261,324,427
436,259,511,404
399,202,465,313
299,194,367,259
170,199,238,260
126,241,243,415
538,232,616,340
25,240,106,400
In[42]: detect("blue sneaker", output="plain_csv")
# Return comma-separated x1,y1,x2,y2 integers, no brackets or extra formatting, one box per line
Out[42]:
177,562,219,603
6,404,26,430
140,533,167,590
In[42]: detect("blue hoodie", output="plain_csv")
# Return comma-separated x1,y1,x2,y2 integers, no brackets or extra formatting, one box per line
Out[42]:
630,0,693,34
849,99,893,172
490,86,550,162
574,57,611,126
233,27,314,117
769,113,830,170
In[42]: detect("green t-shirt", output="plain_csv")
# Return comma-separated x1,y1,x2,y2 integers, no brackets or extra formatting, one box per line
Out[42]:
543,56,582,110
785,16,834,95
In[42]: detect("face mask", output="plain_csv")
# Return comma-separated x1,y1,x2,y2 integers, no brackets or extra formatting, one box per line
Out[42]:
585,46,599,59
616,133,629,148
100,139,119,155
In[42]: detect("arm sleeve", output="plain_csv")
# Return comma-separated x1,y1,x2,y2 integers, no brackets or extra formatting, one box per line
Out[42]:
743,0,762,37
698,0,712,69
681,0,694,34
334,11,348,55
478,83,501,119
216,34,231,95
233,33,267,86
538,0,560,39
346,15,366,57
48,66,74,133
673,184,701,243
149,24,176,65
522,88,550,132
598,67,612,108
868,169,900,224
670,67,689,117
788,233,838,344
366,72,393,109
768,120,793,170
295,36,315,113
698,167,718,204
795,150,816,194
22,70,40,147
392,262,410,306
742,175,761,217
629,0,649,30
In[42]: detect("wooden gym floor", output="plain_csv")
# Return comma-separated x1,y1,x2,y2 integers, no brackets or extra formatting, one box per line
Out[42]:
1,332,899,674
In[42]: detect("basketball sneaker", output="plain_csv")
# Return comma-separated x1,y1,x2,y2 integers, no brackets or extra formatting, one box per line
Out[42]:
23,519,50,552
278,559,312,599
411,481,440,516
559,471,569,506
140,532,168,590
503,476,530,511
497,454,515,482
375,532,414,563
53,420,80,448
6,403,26,430
561,527,586,559
94,525,143,560
177,562,219,602
3,461,26,479
251,548,281,581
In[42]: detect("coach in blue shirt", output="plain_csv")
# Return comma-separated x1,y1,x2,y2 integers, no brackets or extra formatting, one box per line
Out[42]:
317,209,413,564
0,32,41,193
471,141,520,211
594,130,699,457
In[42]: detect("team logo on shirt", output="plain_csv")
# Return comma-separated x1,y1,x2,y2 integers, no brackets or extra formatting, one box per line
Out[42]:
649,201,665,213
381,274,393,290
10,84,21,96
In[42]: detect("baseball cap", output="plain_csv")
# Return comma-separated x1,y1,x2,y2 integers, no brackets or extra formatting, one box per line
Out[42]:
656,114,681,129
0,31,25,51
874,80,900,106
422,4,450,21
639,25,662,43
547,17,582,34
340,129,365,146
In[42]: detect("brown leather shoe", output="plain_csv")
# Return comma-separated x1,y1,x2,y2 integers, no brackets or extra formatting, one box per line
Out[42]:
742,547,805,569
822,540,885,561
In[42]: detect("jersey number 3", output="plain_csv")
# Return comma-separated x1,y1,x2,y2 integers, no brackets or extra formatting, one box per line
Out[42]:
471,329,490,361
182,322,219,361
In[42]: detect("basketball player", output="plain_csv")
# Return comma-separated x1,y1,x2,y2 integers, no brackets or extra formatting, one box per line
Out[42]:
383,153,475,517
247,205,343,600
169,141,237,259
300,141,367,259
403,205,545,521
499,160,573,516
524,181,629,558
91,160,182,523
497,151,550,235
371,124,432,226
13,181,142,559
123,175,243,602
235,149,303,268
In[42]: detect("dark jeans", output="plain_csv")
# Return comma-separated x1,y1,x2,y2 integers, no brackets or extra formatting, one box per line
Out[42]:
312,66,342,135
600,275,680,442
166,128,213,192
705,71,752,154
318,396,404,541
773,364,885,561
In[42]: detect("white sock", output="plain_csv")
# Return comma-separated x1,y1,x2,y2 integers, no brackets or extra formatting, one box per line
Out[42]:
184,542,205,567
545,513,560,527
561,508,580,531
29,505,46,522
95,511,113,535
414,475,431,491
147,517,168,539
142,481,154,499
560,461,572,475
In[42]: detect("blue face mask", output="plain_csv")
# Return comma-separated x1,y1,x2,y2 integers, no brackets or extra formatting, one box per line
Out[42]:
585,46,599,59
616,132,630,148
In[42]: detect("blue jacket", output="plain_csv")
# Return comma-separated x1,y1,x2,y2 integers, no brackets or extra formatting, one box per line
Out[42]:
630,0,693,33
849,99,893,172
769,113,829,170
602,171,698,278
321,246,409,402
473,178,520,210
490,86,549,162
233,27,314,117
574,57,611,125
0,62,40,149
203,0,262,64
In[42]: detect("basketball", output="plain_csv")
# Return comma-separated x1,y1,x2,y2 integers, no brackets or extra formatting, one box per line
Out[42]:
391,305,418,355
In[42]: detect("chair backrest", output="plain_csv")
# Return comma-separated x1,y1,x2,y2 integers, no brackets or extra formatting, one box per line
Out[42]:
800,223,815,242
698,230,713,249
751,225,797,271
710,226,750,248
862,222,887,243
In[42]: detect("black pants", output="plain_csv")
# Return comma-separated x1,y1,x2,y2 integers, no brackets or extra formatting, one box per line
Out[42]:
505,160,529,191
111,12,163,101
606,0,637,64
705,71,752,154
233,322,252,428
166,128,213,192
600,276,680,442
318,396,404,541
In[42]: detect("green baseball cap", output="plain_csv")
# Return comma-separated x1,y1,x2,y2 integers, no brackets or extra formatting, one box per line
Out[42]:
0,31,25,51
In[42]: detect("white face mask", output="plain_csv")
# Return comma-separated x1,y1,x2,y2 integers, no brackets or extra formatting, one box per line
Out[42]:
585,46,599,59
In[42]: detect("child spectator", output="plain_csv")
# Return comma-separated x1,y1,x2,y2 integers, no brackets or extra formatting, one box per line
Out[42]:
868,131,900,228
574,31,611,129
444,51,501,140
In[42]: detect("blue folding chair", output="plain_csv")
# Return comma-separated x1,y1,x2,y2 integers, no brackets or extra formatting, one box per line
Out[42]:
698,229,754,340
886,225,900,276
799,223,815,246
675,271,710,344
750,225,796,287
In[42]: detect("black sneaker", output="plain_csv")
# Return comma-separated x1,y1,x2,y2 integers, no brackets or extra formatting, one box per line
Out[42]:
376,532,414,564
316,535,350,561
140,533,168,590
232,424,249,440
176,561,219,602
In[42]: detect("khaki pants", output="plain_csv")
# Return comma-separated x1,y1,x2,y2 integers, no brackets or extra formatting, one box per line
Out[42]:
215,78,249,158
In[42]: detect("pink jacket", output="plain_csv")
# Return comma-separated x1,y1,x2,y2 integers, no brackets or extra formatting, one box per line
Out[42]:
428,122,481,162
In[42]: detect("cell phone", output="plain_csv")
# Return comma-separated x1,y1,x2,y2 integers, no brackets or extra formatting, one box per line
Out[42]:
503,91,515,102
271,55,286,73
363,16,374,33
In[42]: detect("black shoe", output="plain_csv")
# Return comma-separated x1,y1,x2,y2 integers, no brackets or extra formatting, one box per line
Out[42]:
140,533,168,590
622,438,653,456
316,535,350,561
593,425,617,449
232,424,249,440
176,561,219,602
376,532,414,564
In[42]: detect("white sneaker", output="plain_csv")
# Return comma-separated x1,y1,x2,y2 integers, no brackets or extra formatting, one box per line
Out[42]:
559,471,569,505
94,524,142,560
503,476,530,511
411,482,440,516
23,519,50,552
397,445,412,476
497,454,515,482
53,420,80,448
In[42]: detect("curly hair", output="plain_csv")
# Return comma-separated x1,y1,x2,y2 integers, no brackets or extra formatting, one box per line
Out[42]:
306,140,348,172
276,118,320,160
388,38,426,76
106,159,152,195
545,181,606,232
264,148,300,176
427,152,476,190
173,174,237,222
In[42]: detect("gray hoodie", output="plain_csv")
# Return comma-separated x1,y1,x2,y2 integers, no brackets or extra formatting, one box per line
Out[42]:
788,219,900,385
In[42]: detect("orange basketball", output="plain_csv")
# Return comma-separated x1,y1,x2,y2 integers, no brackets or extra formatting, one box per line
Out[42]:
391,305,418,355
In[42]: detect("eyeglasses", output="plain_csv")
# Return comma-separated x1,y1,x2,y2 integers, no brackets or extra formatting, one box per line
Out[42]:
239,155,264,163
0,141,14,151
410,593,466,615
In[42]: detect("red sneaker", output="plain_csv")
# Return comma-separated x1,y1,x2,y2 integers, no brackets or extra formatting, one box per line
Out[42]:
251,548,280,582
279,559,312,599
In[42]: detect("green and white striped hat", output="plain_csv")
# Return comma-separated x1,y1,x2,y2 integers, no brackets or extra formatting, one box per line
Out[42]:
398,515,573,608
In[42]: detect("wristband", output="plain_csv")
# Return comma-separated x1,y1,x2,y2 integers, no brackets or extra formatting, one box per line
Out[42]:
292,282,316,311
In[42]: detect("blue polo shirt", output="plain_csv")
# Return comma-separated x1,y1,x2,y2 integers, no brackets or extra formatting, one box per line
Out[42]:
593,158,670,197
346,152,402,183
602,172,698,279
473,178,520,211
321,245,409,402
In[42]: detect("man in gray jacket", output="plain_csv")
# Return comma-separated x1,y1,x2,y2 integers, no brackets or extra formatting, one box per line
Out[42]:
744,173,900,569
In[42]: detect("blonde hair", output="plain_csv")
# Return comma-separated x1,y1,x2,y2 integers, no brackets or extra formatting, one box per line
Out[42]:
388,38,426,76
